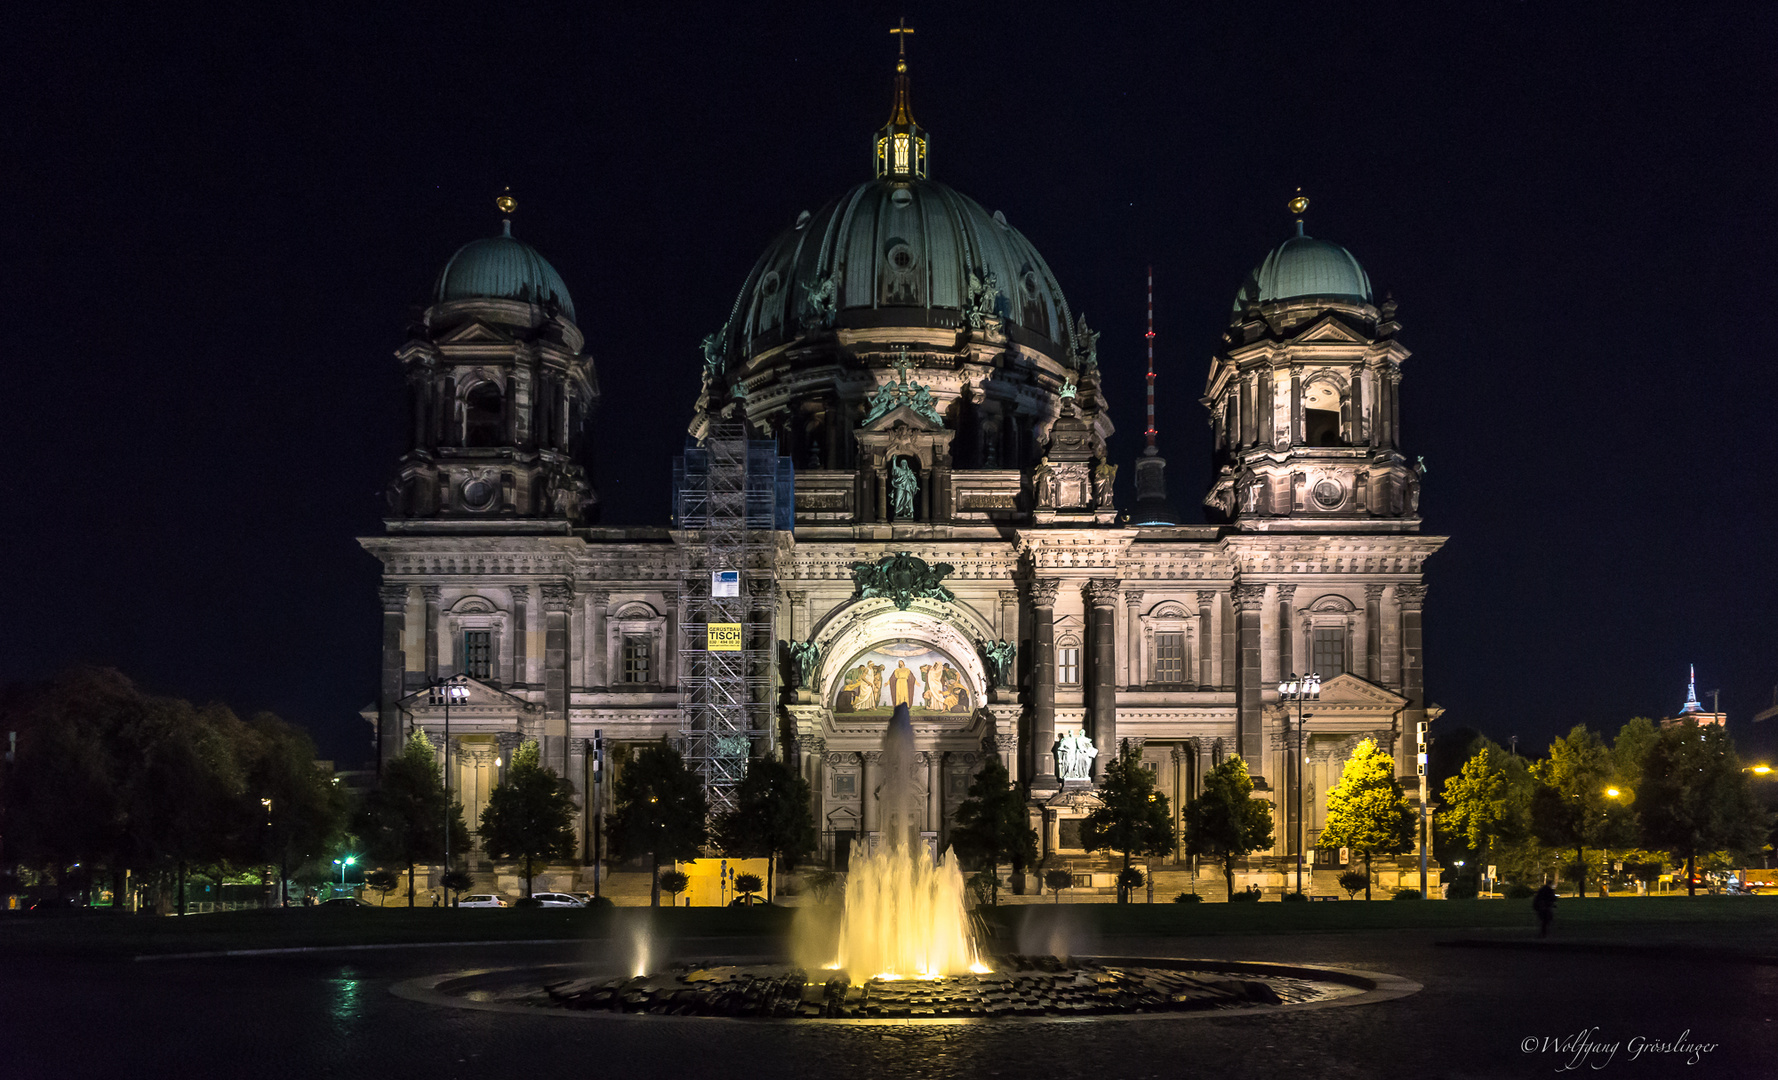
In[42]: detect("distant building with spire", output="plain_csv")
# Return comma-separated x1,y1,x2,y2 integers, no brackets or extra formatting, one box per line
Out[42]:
1664,664,1726,728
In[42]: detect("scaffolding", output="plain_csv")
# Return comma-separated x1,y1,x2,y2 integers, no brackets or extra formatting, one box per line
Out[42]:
672,417,793,813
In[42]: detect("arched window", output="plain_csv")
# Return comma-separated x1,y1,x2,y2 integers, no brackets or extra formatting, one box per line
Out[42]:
464,383,504,448
1302,379,1346,447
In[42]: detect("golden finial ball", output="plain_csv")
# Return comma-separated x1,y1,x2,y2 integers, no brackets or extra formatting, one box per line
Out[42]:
1288,193,1310,216
496,190,517,215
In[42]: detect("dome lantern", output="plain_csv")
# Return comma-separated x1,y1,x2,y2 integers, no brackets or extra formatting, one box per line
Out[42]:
874,19,928,180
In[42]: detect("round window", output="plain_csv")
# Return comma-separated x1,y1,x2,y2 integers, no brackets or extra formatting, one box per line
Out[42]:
760,271,780,297
887,243,916,271
461,479,498,511
1312,479,1344,509
1021,271,1040,297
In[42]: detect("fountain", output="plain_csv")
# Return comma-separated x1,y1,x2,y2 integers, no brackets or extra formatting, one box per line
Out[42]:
829,705,983,981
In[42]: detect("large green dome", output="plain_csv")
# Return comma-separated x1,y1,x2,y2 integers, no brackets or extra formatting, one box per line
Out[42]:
433,228,575,321
1233,226,1372,313
718,178,1074,363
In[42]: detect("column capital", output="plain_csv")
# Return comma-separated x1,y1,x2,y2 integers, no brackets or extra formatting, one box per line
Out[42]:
1365,583,1387,603
539,583,574,612
1231,583,1268,611
379,584,410,613
828,750,860,766
860,750,883,764
796,735,826,752
1085,578,1121,608
1123,588,1145,607
660,588,679,603
421,585,443,603
1274,583,1297,603
510,584,530,602
1196,589,1218,606
786,590,808,605
1027,578,1060,608
994,733,1018,751
1395,583,1428,610
587,588,610,606
998,588,1022,605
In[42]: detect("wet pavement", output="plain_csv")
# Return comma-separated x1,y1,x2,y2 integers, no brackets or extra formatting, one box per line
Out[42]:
5,928,1774,1079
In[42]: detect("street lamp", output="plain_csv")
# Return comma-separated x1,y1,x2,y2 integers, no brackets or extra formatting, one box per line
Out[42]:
261,798,276,908
434,675,471,901
1277,672,1321,896
334,856,356,890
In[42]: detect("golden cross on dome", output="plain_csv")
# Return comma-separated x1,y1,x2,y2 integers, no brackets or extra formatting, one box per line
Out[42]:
891,17,914,65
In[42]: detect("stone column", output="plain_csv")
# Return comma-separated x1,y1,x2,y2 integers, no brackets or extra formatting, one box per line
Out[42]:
510,585,530,689
1389,369,1403,448
588,589,609,688
1364,585,1384,683
922,752,939,834
998,589,1020,643
785,590,808,641
932,750,948,848
1029,578,1060,789
861,751,881,837
1397,584,1428,766
1276,584,1297,678
661,589,679,690
1380,587,1403,689
1288,368,1301,447
540,583,573,775
379,584,410,765
1086,579,1120,772
1232,584,1268,777
1352,595,1370,684
1123,589,1144,690
996,733,1019,782
875,467,888,523
1171,746,1186,859
1349,366,1365,445
422,586,442,682
1196,590,1215,688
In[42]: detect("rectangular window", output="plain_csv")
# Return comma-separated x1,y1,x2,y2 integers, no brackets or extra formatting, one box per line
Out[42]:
463,630,492,680
831,772,857,797
1058,647,1080,685
1154,632,1185,684
1312,627,1346,680
622,635,652,684
893,133,910,171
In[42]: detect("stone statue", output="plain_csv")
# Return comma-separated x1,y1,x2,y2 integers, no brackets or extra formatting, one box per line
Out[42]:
1072,313,1100,369
1055,729,1098,782
787,640,821,689
800,273,837,331
979,639,1017,686
700,330,726,377
1093,460,1117,508
849,550,956,610
964,266,1001,329
890,458,918,519
1033,456,1055,509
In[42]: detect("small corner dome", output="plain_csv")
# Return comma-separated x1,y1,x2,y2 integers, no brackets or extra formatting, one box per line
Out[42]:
433,231,575,321
1233,230,1372,314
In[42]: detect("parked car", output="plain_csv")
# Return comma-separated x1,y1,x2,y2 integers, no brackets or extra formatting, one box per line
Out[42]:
531,892,585,908
457,894,507,908
321,897,372,908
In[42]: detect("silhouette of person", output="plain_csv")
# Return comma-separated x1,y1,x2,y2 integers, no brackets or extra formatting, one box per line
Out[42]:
1532,882,1557,937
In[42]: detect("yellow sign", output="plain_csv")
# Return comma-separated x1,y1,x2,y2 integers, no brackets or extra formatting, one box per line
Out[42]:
707,624,743,651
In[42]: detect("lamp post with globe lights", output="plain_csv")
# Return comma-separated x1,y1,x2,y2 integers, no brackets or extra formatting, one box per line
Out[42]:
1276,672,1320,895
433,676,472,883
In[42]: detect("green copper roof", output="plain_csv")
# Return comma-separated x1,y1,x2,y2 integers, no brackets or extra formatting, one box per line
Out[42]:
1233,226,1372,313
434,227,575,320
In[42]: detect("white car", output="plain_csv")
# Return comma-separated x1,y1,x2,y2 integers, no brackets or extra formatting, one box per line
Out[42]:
457,894,507,908
531,892,585,908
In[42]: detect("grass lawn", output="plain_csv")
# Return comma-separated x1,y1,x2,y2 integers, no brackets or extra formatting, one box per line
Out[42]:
5,895,1771,960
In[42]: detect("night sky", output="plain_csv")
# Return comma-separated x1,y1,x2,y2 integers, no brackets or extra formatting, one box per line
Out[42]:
8,3,1774,768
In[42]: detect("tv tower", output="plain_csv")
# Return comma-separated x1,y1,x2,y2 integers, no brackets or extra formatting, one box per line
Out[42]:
1132,265,1178,524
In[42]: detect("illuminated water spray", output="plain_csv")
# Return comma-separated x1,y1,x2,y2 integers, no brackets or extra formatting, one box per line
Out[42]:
830,704,985,980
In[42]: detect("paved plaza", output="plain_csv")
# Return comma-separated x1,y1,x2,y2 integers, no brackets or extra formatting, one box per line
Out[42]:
5,922,1773,1079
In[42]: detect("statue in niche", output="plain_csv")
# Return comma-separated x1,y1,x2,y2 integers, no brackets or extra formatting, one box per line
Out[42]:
1033,457,1055,509
1093,460,1118,508
1055,729,1098,783
891,458,918,519
787,640,821,689
979,639,1017,686
800,273,837,330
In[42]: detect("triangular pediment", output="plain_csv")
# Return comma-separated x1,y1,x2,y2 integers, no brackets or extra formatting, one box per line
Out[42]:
1312,673,1408,708
437,319,514,345
1290,314,1369,345
398,676,534,713
860,404,945,433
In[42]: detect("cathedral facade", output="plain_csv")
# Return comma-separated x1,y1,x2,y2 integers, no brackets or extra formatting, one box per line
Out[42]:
360,55,1444,889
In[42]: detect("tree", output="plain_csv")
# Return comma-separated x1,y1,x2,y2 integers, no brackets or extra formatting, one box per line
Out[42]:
1639,720,1770,897
609,738,708,907
734,872,763,905
1044,868,1073,903
1318,738,1414,900
948,752,1037,904
710,756,816,902
1438,739,1531,887
1081,741,1176,903
1182,755,1273,901
479,740,578,899
356,730,469,907
1337,870,1367,899
658,869,689,906
241,713,349,907
1529,726,1629,898
364,868,398,905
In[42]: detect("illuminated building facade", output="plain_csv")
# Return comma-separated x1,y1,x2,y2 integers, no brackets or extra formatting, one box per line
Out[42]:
360,50,1445,890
